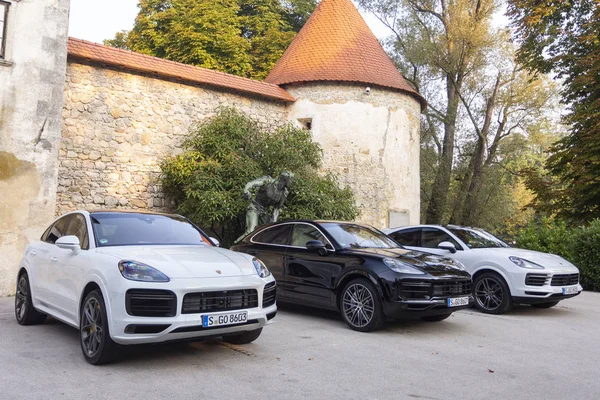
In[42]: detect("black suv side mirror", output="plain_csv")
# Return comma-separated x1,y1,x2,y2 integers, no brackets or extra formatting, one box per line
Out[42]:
306,240,328,256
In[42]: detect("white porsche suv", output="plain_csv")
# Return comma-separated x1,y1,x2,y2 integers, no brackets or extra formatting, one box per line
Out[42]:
384,225,582,314
15,210,277,364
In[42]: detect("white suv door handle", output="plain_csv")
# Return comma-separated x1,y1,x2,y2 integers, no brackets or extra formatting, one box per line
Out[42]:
50,257,58,263
30,251,37,256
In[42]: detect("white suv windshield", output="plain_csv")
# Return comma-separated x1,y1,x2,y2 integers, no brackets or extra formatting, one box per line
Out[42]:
448,227,509,249
91,213,211,247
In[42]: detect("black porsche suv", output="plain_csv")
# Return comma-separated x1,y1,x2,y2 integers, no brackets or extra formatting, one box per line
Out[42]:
231,220,473,331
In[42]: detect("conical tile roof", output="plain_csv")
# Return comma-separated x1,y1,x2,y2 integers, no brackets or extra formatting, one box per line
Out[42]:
265,0,425,107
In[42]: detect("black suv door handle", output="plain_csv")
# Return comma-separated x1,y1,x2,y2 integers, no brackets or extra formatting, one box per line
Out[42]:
248,251,258,256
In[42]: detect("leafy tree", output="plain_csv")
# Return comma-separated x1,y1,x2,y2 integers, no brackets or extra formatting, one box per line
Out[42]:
160,108,358,246
104,0,316,79
103,30,130,49
359,0,500,224
507,0,600,222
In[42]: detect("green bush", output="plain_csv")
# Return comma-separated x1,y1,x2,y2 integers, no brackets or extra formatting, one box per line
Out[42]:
160,108,358,247
514,219,600,291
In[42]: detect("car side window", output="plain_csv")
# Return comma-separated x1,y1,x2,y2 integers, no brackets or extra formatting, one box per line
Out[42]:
43,216,72,245
290,224,327,247
389,229,421,246
66,213,89,250
252,225,293,246
421,228,460,249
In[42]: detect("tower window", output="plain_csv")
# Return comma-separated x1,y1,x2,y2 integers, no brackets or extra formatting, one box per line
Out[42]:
0,1,8,60
298,118,313,131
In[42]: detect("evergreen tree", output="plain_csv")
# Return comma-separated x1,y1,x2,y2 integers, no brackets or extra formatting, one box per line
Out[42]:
507,0,600,222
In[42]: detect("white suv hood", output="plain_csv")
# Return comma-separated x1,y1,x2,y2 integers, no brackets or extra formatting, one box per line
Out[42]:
481,247,578,272
96,245,257,278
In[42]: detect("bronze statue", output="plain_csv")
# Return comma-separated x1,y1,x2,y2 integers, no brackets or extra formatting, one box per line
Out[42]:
238,171,293,240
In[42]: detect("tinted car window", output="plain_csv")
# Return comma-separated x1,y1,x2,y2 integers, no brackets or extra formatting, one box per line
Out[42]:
91,213,211,247
390,229,420,246
43,216,72,245
421,229,460,249
290,224,327,247
320,223,398,249
66,214,89,250
252,224,292,246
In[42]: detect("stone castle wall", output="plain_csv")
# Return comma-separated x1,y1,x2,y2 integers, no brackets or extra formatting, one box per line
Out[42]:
58,66,421,230
57,62,289,215
285,82,421,228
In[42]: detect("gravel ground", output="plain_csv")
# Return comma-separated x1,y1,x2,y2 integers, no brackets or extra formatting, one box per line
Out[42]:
1,292,599,400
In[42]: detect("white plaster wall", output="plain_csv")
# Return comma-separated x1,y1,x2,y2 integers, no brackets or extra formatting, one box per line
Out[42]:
0,0,70,296
285,82,421,229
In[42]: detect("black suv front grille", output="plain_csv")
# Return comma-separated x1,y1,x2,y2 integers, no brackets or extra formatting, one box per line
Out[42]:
182,289,258,314
551,274,579,286
398,279,472,300
263,282,276,308
432,280,472,297
398,280,432,299
126,289,177,317
526,274,549,286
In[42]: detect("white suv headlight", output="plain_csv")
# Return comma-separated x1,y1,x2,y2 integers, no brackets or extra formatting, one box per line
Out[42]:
118,260,170,282
509,256,544,269
253,258,271,278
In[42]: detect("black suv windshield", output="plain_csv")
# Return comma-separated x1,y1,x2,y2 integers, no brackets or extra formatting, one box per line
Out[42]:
321,223,398,249
448,227,509,249
91,213,211,247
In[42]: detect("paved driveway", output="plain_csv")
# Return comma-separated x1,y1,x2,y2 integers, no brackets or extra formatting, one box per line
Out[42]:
1,293,599,399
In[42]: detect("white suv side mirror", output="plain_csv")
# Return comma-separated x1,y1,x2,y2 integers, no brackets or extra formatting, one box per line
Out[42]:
56,235,81,254
209,237,220,247
438,241,457,254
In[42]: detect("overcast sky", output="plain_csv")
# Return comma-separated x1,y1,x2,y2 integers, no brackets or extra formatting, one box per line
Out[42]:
68,0,394,44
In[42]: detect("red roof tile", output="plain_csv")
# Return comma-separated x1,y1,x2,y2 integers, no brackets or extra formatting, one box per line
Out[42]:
265,0,425,107
67,38,295,103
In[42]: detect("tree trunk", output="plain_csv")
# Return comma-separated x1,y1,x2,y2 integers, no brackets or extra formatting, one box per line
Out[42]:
425,75,460,224
449,155,475,224
461,74,502,225
460,138,487,225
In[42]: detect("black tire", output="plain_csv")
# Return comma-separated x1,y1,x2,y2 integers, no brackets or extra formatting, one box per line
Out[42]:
339,278,385,332
421,313,452,322
473,272,512,314
80,289,119,365
221,328,263,344
15,272,46,325
531,301,560,309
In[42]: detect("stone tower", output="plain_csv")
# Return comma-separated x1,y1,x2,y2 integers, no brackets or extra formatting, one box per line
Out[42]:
0,0,70,294
266,0,425,228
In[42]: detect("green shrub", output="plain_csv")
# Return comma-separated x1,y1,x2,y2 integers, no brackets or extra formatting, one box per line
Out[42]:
570,220,600,292
515,219,600,291
161,108,358,247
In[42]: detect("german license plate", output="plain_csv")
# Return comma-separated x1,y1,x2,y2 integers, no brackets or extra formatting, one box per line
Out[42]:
202,311,248,327
447,297,469,307
562,286,578,295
